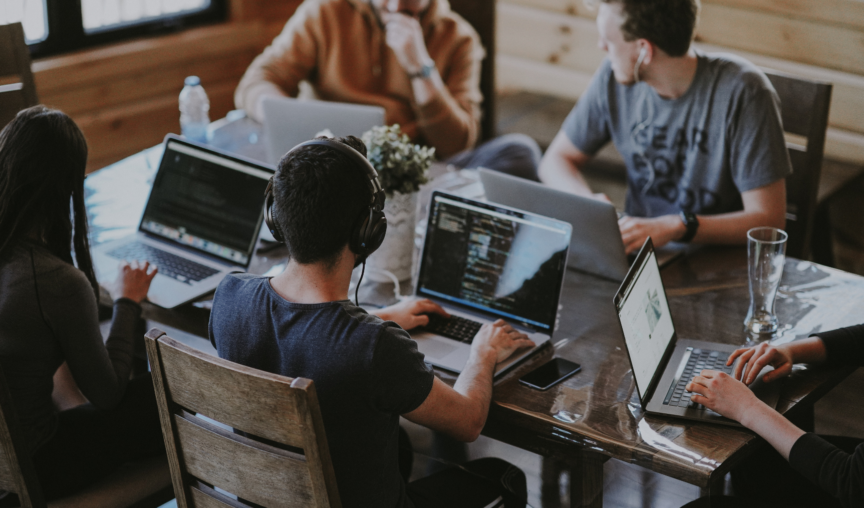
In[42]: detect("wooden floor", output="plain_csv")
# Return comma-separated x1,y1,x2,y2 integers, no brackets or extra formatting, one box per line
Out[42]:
159,91,864,507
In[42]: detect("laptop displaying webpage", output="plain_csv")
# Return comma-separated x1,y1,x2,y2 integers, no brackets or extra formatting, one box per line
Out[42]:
417,194,570,332
139,141,271,266
616,250,675,397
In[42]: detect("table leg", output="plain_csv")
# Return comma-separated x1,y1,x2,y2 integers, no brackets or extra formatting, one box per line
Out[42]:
541,457,564,507
569,452,605,508
699,473,727,498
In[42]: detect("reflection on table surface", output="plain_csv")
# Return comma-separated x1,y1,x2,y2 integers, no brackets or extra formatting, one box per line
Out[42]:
84,115,864,492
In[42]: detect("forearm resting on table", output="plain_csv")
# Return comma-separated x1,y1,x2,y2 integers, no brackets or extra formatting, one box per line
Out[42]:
692,209,784,244
741,400,806,460
692,180,786,244
403,349,496,442
537,133,595,197
788,337,828,364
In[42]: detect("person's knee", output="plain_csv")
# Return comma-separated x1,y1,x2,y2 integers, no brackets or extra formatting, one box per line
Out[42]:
476,133,542,182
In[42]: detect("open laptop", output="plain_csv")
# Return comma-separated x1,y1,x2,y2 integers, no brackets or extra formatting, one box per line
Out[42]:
92,135,274,309
614,238,780,426
262,96,385,165
479,168,685,281
410,191,572,377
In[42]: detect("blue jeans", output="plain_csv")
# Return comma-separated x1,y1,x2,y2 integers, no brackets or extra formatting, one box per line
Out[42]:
447,133,542,182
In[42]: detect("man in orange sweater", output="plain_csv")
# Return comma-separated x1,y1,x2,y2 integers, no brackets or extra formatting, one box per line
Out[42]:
235,0,541,180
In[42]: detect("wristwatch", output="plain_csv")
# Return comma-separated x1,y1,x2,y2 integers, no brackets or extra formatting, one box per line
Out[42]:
408,60,436,80
679,211,699,242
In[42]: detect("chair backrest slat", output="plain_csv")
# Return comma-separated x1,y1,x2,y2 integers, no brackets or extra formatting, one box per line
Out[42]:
145,329,341,508
0,364,45,507
174,412,314,507
765,70,832,260
0,22,38,129
156,338,307,446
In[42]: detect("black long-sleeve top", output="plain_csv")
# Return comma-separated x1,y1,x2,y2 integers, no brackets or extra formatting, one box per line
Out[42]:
788,324,864,508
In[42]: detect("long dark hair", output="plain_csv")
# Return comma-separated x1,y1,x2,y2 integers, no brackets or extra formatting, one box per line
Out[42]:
0,106,96,296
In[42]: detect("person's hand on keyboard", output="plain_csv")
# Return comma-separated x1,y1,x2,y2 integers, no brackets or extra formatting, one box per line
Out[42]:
113,260,158,303
371,298,449,331
728,342,795,385
471,319,535,365
686,370,763,423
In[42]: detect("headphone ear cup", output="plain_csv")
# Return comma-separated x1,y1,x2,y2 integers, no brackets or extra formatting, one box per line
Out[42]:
264,188,284,243
350,207,387,261
364,210,387,255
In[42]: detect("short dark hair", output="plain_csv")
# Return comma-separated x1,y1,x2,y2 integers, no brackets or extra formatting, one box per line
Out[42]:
272,136,371,267
598,0,700,57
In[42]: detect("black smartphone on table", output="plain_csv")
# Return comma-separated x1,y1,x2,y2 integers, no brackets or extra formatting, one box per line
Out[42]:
518,358,581,391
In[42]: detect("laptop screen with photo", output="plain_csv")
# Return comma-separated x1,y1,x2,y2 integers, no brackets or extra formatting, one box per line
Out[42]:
416,193,571,332
138,140,272,266
615,248,675,399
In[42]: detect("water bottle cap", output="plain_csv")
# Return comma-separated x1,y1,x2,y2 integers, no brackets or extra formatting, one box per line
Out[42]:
184,76,201,87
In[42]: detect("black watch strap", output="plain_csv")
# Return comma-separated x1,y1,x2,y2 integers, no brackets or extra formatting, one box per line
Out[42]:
679,211,699,242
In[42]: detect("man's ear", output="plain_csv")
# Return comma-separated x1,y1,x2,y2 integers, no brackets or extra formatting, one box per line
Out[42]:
638,40,653,65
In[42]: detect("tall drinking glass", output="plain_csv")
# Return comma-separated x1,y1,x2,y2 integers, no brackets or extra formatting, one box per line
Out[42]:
744,227,788,335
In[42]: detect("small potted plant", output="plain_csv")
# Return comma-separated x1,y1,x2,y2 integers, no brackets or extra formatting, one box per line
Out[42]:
361,124,435,281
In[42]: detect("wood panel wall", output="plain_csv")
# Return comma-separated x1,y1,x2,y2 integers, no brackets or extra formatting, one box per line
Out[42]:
31,0,301,172
496,0,864,165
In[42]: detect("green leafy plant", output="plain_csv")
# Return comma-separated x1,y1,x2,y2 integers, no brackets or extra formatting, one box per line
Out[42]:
362,124,435,195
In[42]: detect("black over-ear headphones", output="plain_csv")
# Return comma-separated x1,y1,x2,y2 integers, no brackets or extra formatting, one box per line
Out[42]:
264,139,387,264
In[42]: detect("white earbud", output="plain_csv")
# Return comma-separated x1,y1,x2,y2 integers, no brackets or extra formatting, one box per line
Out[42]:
634,46,648,83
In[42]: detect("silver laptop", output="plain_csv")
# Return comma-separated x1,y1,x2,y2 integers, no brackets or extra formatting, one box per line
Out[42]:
262,96,385,165
479,168,685,281
410,191,572,377
614,238,780,426
93,135,274,309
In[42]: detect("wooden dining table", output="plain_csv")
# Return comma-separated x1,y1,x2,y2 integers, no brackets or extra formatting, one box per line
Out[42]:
85,116,864,508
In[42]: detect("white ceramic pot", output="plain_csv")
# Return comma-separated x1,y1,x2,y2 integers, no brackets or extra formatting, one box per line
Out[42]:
366,190,418,282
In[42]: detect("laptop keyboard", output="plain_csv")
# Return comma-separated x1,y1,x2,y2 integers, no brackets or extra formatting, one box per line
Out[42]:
422,314,484,343
106,242,219,285
664,349,734,409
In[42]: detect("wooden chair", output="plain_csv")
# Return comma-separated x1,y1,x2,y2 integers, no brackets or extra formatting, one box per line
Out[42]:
0,364,172,508
0,22,38,130
449,0,496,143
764,70,833,261
144,328,341,508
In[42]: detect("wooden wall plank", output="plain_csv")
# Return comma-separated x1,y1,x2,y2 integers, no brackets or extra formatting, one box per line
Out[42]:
33,23,263,92
696,3,864,76
497,3,604,72
39,53,254,117
702,0,864,30
497,53,589,100
80,80,236,173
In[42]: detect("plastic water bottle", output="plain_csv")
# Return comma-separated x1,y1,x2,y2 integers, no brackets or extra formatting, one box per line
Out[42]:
179,76,210,143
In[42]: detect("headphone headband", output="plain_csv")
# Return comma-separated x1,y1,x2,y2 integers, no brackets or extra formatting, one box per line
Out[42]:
264,138,388,266
287,139,384,210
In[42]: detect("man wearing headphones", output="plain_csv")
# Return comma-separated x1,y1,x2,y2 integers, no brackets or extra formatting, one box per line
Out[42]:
538,0,792,254
208,136,530,507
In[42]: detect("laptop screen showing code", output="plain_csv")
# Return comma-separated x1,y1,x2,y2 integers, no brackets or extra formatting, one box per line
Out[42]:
416,194,570,332
139,141,271,266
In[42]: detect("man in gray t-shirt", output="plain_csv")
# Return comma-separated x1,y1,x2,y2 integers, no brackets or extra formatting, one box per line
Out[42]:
539,0,791,254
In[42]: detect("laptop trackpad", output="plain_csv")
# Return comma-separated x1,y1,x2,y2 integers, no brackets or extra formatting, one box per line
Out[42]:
416,337,459,361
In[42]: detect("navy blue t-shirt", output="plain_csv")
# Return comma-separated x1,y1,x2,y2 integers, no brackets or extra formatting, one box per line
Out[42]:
209,274,435,507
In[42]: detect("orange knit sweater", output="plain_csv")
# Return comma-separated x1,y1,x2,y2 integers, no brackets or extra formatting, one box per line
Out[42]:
234,0,484,158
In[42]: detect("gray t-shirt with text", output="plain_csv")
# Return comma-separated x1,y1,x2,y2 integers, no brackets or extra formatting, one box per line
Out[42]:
564,52,792,217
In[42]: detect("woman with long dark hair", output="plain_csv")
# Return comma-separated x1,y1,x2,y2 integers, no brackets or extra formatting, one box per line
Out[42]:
0,106,165,500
